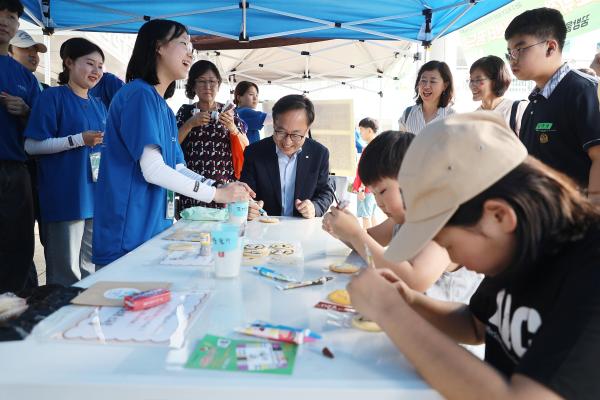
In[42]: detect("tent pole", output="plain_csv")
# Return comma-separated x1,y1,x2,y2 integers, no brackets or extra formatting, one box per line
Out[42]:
43,35,51,85
239,0,248,42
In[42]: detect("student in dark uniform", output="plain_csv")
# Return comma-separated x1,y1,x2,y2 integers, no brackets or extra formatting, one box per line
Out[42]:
349,112,600,400
504,7,600,203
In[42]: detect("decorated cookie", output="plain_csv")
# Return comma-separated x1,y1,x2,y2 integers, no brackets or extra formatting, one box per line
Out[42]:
327,289,351,306
259,216,279,224
329,263,360,274
351,315,382,332
269,243,294,250
270,248,295,256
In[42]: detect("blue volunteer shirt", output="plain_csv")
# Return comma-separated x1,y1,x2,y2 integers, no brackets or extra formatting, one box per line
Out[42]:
89,72,124,110
237,107,267,144
0,55,41,161
92,79,185,265
24,85,106,222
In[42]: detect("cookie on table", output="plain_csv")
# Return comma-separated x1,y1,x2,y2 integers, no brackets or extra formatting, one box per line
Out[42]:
329,263,360,274
259,216,279,224
327,289,351,306
351,315,382,332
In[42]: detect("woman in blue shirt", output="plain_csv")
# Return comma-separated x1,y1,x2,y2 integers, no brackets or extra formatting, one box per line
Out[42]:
24,37,106,286
234,81,269,144
92,19,253,266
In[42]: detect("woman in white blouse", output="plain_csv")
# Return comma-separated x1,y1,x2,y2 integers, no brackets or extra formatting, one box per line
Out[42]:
399,60,455,134
468,55,527,136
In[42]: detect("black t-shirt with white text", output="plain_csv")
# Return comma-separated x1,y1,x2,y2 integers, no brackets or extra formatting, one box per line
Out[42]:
470,227,600,399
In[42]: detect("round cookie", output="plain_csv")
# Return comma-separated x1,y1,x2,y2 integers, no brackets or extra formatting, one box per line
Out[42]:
269,243,294,250
259,216,279,224
244,244,266,251
327,289,351,306
329,263,360,274
270,248,295,256
351,315,382,332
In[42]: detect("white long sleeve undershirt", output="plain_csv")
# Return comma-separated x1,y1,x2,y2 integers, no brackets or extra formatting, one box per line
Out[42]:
139,145,216,203
24,134,85,155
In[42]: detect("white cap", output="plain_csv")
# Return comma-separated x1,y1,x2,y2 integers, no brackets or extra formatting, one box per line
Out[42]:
9,31,47,53
384,111,528,262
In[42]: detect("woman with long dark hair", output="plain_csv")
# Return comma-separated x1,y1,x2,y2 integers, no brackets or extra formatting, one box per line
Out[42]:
92,20,253,266
234,80,268,144
24,37,106,285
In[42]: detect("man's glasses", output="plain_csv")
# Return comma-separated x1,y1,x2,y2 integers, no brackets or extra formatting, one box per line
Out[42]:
466,78,490,87
196,79,220,88
273,129,307,143
505,40,547,62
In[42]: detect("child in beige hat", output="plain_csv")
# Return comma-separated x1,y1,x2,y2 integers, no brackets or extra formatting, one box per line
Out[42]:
348,111,600,400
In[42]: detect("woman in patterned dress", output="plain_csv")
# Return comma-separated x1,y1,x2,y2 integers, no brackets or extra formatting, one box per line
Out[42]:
176,60,248,212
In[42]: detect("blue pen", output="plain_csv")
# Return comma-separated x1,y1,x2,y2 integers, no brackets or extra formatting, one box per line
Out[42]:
253,266,298,283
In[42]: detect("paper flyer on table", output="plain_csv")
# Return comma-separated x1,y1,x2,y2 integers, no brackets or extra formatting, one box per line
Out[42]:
185,334,297,375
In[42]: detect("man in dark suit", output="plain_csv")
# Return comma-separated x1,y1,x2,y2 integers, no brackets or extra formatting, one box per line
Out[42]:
241,95,334,219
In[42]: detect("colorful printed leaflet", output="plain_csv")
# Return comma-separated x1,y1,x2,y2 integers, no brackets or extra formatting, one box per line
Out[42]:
185,335,297,375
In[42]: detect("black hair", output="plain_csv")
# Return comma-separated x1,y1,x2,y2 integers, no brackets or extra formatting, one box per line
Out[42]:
272,94,315,126
234,81,259,105
358,117,379,133
126,19,188,99
58,37,105,85
447,157,600,286
0,0,23,17
358,131,415,186
470,55,512,97
184,60,222,100
414,60,454,108
504,7,567,51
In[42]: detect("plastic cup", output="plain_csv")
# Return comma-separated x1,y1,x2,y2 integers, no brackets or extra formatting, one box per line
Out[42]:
228,201,249,224
212,224,242,278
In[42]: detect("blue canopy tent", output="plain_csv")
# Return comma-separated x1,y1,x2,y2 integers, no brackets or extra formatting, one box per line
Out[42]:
21,0,512,46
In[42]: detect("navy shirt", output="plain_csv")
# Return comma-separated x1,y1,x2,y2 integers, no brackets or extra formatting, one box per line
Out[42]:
520,70,600,187
24,85,107,222
237,107,266,144
0,55,41,161
89,72,124,110
92,79,184,265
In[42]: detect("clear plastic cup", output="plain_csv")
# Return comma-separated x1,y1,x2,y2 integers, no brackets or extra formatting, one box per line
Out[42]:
212,224,242,278
228,201,249,225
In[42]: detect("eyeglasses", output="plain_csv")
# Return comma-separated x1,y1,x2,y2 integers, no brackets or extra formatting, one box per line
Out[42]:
505,40,547,61
195,79,220,88
273,129,307,143
466,78,490,87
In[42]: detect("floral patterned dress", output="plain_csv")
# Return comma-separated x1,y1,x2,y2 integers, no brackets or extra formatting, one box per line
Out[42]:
176,102,247,211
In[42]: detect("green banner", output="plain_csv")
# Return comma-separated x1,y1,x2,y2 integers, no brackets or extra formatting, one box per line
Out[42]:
459,0,600,62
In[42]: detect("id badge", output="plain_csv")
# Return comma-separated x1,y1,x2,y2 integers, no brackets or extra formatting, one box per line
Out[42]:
166,190,175,220
89,152,101,183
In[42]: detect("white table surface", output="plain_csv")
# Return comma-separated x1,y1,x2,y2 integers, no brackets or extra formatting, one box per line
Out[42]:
0,217,441,400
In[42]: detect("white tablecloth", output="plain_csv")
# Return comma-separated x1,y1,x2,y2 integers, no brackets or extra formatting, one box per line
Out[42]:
0,217,441,400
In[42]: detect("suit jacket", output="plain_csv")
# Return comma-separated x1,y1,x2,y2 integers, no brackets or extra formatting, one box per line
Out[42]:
240,136,334,217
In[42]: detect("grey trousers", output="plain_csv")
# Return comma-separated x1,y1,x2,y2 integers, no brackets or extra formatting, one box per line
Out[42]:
42,218,94,286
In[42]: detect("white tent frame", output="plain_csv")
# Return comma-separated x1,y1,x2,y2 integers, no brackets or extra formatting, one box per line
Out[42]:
23,0,480,94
